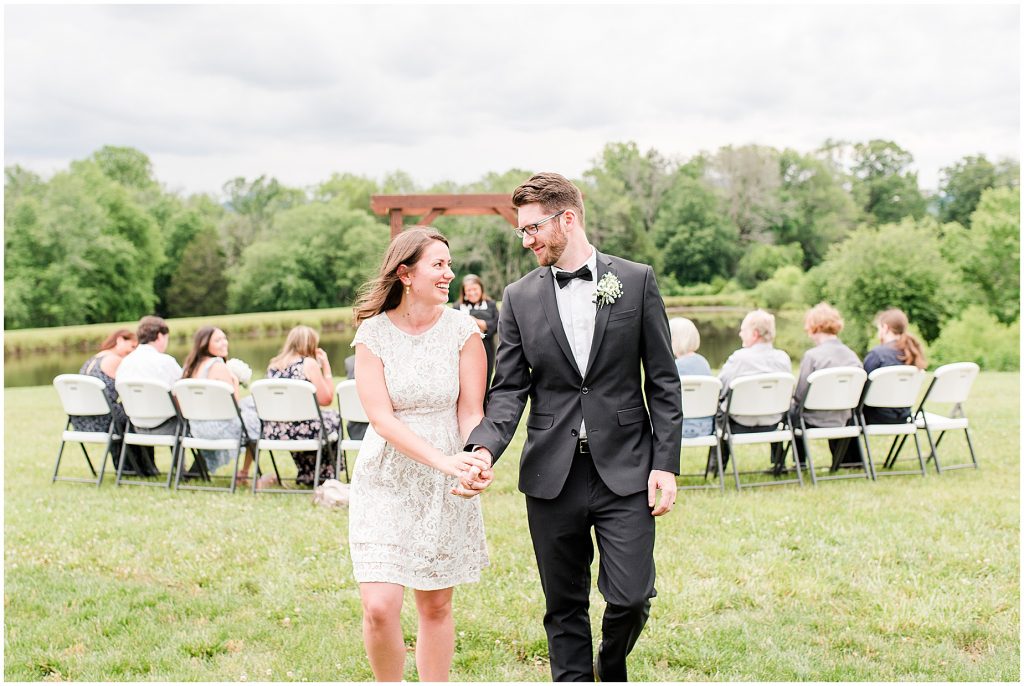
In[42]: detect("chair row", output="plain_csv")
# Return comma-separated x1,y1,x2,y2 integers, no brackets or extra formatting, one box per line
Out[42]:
51,376,369,494
677,362,980,492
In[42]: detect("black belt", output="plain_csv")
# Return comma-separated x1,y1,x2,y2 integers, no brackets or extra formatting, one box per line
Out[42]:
577,437,590,454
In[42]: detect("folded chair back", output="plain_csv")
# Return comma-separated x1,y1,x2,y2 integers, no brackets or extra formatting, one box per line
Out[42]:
680,376,721,420
862,366,926,409
250,379,319,422
727,373,796,417
923,362,979,405
174,379,239,422
54,374,111,416
803,367,867,411
336,379,369,423
116,379,177,427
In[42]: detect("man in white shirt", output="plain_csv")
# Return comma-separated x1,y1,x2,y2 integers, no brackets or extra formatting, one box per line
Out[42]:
116,315,183,436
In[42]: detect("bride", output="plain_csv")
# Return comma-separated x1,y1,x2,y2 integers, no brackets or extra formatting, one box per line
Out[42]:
348,226,493,681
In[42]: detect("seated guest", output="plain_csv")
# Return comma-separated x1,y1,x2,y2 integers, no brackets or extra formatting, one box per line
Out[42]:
180,326,260,482
790,303,862,468
669,317,714,438
69,328,139,470
258,326,342,488
862,308,927,424
843,308,928,468
343,354,368,441
717,309,792,471
115,316,184,474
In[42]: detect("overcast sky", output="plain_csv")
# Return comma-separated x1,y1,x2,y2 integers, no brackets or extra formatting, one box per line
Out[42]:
4,3,1020,197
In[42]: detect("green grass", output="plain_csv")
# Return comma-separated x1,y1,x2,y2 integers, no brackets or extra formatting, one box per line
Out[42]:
4,373,1019,680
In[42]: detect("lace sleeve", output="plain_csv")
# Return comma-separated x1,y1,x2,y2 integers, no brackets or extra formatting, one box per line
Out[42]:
455,310,484,351
352,316,383,359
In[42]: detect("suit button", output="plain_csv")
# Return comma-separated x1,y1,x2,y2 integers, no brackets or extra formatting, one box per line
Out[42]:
571,429,578,437
582,387,589,394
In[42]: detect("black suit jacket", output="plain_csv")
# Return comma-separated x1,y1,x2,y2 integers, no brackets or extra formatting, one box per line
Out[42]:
468,251,682,499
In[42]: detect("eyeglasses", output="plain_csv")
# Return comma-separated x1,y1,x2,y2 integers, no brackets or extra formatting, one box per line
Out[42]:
513,209,566,238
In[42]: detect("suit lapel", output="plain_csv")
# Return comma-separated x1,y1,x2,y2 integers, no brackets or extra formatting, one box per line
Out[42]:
584,252,614,380
538,268,583,379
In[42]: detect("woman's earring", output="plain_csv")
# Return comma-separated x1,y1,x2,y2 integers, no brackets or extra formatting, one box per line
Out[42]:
405,284,410,296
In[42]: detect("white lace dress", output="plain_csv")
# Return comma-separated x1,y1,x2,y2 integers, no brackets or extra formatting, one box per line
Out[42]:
349,308,489,590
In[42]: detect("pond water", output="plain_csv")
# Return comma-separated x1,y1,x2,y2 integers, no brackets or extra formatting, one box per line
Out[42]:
4,308,810,388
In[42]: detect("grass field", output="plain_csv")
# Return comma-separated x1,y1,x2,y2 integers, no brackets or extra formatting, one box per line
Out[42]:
3,373,1019,681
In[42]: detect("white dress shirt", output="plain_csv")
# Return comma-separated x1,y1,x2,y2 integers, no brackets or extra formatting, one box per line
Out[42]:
551,248,598,438
116,343,183,389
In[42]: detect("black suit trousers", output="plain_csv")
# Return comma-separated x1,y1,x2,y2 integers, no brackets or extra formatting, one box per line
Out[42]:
526,446,655,682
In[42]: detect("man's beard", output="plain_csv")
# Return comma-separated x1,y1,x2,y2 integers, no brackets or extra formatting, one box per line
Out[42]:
536,228,567,267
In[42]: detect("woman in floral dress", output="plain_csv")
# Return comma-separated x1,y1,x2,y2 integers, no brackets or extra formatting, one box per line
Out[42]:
259,325,341,487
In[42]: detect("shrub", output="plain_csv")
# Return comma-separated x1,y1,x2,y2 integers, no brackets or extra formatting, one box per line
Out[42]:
753,266,808,310
816,218,951,352
930,306,1019,371
735,242,804,289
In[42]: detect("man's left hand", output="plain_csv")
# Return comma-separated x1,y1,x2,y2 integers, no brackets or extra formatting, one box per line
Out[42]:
648,469,677,516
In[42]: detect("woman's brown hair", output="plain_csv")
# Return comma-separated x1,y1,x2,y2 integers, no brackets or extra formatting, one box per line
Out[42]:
182,326,222,379
269,325,320,370
352,227,450,325
98,328,136,352
457,273,488,305
875,308,927,369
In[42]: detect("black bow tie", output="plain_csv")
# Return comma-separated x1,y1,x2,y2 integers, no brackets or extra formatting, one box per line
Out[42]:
555,264,593,289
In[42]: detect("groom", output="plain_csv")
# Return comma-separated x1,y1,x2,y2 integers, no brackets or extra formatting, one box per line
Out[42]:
464,172,682,681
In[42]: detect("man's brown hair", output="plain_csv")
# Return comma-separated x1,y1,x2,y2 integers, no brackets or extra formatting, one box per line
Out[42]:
137,315,169,345
511,172,585,226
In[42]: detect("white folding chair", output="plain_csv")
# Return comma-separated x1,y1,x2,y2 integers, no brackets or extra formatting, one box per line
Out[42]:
52,374,120,486
115,379,183,488
793,367,869,485
904,362,980,473
677,376,725,493
336,379,368,483
723,372,800,490
250,379,338,494
173,379,251,493
856,366,927,478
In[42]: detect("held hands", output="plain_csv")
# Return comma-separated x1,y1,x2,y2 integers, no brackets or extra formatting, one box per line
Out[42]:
450,447,494,499
434,450,491,482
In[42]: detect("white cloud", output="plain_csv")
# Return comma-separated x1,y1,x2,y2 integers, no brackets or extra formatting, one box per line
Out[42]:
4,3,1019,195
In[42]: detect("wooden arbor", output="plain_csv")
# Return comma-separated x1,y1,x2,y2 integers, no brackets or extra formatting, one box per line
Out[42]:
370,194,517,238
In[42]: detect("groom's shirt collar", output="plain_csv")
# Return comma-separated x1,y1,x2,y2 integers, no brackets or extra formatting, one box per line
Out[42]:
550,247,597,280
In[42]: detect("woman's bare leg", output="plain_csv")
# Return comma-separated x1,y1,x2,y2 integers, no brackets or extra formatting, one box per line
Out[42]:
359,582,406,681
413,587,455,681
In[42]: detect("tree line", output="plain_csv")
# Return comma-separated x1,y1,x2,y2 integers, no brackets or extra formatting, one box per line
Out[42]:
4,141,1019,360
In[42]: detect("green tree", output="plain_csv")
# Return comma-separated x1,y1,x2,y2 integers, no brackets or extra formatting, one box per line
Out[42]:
221,175,306,264
734,242,804,289
775,149,861,266
849,140,927,225
4,161,161,327
957,187,1020,323
166,226,229,317
228,203,385,313
706,144,785,245
938,154,1020,228
89,145,158,190
816,217,951,352
652,162,740,285
581,142,674,266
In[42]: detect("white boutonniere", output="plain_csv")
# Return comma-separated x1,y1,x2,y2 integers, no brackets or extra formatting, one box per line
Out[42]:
593,273,623,309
